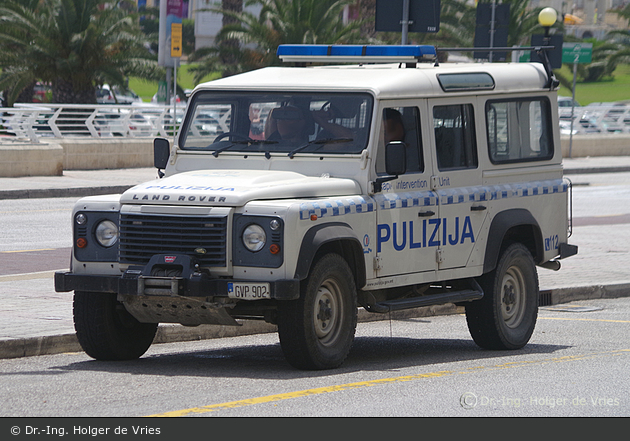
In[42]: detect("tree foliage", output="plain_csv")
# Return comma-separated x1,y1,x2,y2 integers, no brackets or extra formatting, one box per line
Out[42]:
0,0,159,105
189,0,364,82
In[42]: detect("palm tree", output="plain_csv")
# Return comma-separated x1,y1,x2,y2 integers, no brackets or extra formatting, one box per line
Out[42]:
218,0,244,77
189,0,364,82
597,17,630,84
0,0,159,105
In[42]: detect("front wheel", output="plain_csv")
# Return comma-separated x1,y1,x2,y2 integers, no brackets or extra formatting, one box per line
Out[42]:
277,254,357,370
465,243,539,350
73,291,157,360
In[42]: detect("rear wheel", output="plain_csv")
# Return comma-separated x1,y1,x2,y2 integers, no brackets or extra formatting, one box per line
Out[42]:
465,243,539,350
73,291,157,360
277,253,357,370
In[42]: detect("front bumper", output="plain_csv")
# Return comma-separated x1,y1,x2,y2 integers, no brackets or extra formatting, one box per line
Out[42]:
55,253,299,300
55,265,299,327
54,270,299,300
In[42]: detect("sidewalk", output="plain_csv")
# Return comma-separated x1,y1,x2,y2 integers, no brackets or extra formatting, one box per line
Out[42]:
0,156,629,200
1,156,630,359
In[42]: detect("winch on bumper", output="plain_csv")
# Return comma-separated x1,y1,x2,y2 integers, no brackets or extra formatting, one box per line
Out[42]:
55,254,300,327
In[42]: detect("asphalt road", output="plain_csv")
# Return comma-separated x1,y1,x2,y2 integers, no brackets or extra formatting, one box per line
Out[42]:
0,296,628,417
1,172,629,419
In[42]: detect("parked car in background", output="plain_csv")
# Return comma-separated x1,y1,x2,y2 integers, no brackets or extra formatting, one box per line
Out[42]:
95,110,152,137
557,96,580,108
97,85,143,105
33,82,52,103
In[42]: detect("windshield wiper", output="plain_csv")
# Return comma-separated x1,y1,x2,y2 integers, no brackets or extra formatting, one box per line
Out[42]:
212,139,278,157
212,142,235,157
287,137,353,159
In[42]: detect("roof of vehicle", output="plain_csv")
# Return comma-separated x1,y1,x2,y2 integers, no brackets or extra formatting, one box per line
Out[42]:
193,61,551,100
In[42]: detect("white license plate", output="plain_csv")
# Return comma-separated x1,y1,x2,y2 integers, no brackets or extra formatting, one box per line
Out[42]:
227,282,271,300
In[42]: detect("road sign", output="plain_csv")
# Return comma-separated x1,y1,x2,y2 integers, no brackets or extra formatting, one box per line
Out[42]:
530,34,563,69
375,0,440,34
170,22,182,58
157,81,168,103
473,3,510,61
562,43,592,64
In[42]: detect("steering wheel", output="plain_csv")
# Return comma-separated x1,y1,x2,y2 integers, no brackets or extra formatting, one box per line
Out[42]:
213,132,252,143
319,101,332,113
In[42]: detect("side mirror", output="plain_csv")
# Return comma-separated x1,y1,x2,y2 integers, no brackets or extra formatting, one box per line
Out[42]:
374,141,407,193
385,141,407,176
154,137,170,171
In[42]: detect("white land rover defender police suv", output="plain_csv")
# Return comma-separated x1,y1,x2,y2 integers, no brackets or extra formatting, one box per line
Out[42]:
55,44,577,370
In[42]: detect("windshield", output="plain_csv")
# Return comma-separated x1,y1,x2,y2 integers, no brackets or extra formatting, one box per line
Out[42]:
179,91,373,156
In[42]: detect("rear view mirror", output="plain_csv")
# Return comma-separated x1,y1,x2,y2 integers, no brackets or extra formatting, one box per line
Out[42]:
154,138,170,170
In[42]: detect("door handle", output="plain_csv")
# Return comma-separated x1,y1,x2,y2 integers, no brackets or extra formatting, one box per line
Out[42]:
418,210,436,217
470,205,487,211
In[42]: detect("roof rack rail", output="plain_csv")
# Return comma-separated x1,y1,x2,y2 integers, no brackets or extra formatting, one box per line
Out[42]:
276,44,437,64
276,44,559,89
435,45,558,89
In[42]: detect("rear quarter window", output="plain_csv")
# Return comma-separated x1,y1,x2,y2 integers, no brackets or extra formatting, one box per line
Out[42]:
485,97,554,164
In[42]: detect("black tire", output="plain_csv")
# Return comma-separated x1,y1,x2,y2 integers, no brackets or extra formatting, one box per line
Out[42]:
73,291,157,361
465,243,539,350
277,253,357,370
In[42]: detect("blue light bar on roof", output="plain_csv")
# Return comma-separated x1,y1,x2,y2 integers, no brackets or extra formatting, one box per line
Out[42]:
277,44,437,64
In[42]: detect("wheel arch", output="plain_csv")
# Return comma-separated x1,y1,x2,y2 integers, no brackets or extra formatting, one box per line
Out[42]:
483,209,543,274
294,222,366,290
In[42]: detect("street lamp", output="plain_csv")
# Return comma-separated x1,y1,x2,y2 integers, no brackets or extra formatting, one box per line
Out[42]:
538,7,558,38
535,7,560,90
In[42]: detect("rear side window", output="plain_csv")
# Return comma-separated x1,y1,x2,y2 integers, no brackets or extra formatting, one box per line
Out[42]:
486,98,554,164
433,104,478,171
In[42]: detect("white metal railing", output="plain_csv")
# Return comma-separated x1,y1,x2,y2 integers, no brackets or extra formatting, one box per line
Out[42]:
559,104,630,135
4,102,630,142
0,103,186,143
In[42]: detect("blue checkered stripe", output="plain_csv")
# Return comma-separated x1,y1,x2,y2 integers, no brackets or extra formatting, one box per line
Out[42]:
375,190,438,209
298,179,567,219
375,179,568,210
299,196,375,220
437,179,568,205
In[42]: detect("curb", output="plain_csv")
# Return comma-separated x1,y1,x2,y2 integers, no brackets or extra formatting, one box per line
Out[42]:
563,166,630,175
0,186,135,201
2,284,628,360
0,165,627,201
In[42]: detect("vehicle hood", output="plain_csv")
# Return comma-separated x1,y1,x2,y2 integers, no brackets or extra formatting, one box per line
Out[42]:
120,169,361,206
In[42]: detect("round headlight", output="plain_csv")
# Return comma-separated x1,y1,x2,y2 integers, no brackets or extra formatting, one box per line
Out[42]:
95,220,119,248
242,224,266,252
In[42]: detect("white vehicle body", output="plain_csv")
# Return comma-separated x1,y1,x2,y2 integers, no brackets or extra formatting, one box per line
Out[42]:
56,45,577,369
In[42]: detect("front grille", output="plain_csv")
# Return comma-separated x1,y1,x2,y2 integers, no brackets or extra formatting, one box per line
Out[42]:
119,213,227,267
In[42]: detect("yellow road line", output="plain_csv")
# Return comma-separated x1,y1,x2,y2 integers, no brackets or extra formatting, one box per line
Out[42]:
1,248,56,253
146,349,629,417
0,209,67,214
540,317,630,324
148,371,453,417
0,270,59,281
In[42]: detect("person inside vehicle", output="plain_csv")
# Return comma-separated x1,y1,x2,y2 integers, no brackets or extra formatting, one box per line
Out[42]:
265,105,312,143
311,105,353,139
265,103,354,143
376,108,408,174
383,108,406,144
